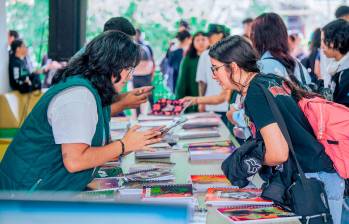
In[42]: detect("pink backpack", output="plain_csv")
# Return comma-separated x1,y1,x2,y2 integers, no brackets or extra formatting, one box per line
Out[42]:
298,97,349,178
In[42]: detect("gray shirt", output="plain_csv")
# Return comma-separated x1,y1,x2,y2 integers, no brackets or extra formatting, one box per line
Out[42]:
47,86,100,145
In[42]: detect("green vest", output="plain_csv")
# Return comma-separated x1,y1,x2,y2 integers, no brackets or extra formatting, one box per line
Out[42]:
0,76,110,192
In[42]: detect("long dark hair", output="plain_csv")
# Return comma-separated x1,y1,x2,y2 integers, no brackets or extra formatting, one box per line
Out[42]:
52,31,140,106
187,31,207,58
322,19,349,55
209,35,318,101
209,35,260,73
251,13,297,82
310,28,321,52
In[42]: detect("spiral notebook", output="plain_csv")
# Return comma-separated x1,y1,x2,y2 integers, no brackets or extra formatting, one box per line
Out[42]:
95,166,123,178
216,205,300,223
87,177,123,191
205,188,273,207
119,180,176,196
142,184,194,203
188,142,236,161
78,189,117,200
190,175,235,192
123,168,175,182
182,118,220,129
175,128,220,140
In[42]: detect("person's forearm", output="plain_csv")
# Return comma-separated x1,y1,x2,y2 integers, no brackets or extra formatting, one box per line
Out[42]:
196,94,225,105
63,141,122,173
110,102,125,115
110,94,127,115
198,81,207,97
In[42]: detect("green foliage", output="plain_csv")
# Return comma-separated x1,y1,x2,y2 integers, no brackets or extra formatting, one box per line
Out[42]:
6,0,48,65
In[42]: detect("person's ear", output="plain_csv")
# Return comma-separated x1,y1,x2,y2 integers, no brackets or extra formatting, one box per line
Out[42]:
230,62,238,73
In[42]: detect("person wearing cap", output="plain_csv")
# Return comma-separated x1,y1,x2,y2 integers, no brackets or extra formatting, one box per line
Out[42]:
72,17,153,116
195,24,230,124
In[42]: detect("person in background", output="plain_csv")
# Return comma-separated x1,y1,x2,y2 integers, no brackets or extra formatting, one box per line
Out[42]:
72,17,153,116
319,5,349,89
321,19,349,107
242,18,253,40
167,30,192,93
209,35,343,224
251,13,312,86
195,24,230,117
335,5,349,21
133,28,156,114
0,31,162,192
301,28,322,83
8,39,42,93
7,30,19,54
178,19,190,32
175,32,209,113
288,30,306,60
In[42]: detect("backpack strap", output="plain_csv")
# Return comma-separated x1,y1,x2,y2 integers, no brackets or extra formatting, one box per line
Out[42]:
296,60,307,85
256,83,307,185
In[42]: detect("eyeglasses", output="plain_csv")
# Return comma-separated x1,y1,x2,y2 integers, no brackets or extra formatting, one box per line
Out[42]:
210,64,226,74
113,67,135,84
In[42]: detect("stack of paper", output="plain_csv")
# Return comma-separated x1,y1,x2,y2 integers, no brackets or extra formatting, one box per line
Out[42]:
205,188,273,207
215,205,300,223
142,184,194,203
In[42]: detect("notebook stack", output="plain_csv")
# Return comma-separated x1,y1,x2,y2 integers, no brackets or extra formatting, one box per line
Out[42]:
110,117,130,141
188,141,236,160
182,117,220,129
142,184,194,203
175,128,220,140
205,188,273,207
215,205,300,223
190,175,235,192
119,166,176,196
87,177,122,191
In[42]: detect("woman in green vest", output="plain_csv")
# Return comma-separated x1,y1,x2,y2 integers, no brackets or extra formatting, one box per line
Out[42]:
175,32,209,113
0,31,162,192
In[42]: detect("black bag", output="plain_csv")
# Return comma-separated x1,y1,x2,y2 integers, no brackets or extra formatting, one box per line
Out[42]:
221,138,265,188
257,83,333,224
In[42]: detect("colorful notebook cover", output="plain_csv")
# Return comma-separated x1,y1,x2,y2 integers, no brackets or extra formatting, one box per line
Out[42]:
217,205,300,223
120,180,176,196
142,184,193,199
188,140,234,148
151,98,185,116
78,189,117,200
205,188,273,206
191,175,231,185
124,168,175,182
188,142,236,160
87,177,122,190
95,166,123,178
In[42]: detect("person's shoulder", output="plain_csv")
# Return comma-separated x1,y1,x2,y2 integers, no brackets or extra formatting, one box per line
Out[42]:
53,86,96,106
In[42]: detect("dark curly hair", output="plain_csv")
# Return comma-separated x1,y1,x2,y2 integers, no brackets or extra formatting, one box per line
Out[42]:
322,19,349,55
52,31,140,106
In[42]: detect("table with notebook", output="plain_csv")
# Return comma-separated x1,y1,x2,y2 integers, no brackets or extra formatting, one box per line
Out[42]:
84,111,301,224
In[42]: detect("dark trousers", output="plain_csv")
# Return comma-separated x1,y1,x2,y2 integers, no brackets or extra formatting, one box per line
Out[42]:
133,74,154,114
